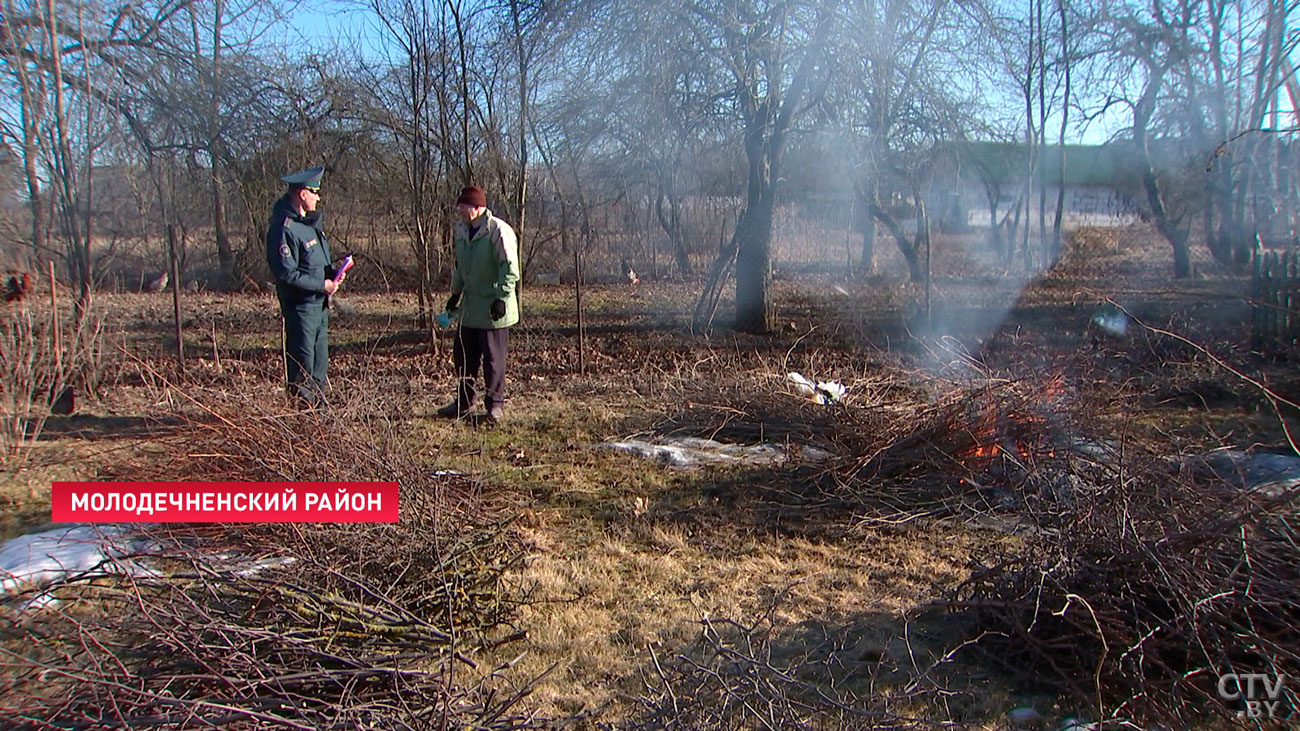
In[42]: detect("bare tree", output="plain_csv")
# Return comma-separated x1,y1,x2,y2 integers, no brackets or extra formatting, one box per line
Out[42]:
361,0,460,330
186,0,246,288
1081,0,1202,277
505,0,533,258
0,0,52,270
667,0,837,332
606,3,727,279
833,0,982,281
0,0,194,316
1051,0,1071,254
1071,0,1300,276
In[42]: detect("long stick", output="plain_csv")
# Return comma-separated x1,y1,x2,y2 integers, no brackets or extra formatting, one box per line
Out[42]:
49,260,61,380
575,248,585,375
168,222,185,375
923,201,932,331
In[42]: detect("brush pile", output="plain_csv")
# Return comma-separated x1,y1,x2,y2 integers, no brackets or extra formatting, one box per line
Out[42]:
673,367,1300,723
950,445,1300,723
813,375,1092,522
816,375,1300,724
0,385,536,729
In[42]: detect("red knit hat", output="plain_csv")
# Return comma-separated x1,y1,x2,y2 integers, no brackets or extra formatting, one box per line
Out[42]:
457,185,487,208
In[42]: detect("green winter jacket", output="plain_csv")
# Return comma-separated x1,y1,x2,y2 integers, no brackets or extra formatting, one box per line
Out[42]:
451,209,521,329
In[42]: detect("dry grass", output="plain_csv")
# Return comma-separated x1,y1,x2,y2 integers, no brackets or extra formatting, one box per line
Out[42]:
0,222,1290,728
494,516,999,721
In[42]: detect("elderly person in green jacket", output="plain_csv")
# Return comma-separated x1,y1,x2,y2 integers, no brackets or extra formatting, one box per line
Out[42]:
436,185,521,423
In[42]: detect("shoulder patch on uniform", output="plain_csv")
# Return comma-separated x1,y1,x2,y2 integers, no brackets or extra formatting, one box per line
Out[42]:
279,243,291,257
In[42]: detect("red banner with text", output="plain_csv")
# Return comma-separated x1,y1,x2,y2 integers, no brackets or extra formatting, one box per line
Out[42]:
52,482,399,523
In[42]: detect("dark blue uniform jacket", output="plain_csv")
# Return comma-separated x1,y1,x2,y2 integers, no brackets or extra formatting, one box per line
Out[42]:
266,196,334,305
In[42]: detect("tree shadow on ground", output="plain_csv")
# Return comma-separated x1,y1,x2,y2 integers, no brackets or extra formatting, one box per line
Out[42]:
617,604,1060,730
36,414,188,441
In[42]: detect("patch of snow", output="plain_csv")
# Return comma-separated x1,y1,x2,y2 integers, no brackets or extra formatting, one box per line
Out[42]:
1007,706,1045,726
0,525,157,596
1,526,300,613
1191,449,1300,498
602,436,831,469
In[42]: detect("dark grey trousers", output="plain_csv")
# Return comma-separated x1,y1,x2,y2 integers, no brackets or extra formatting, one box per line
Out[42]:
282,299,328,405
453,326,508,408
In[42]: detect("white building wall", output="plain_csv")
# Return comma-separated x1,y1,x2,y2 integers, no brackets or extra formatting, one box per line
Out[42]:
963,185,1140,228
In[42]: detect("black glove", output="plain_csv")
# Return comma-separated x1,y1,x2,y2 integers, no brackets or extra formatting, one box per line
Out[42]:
446,292,461,311
490,299,507,320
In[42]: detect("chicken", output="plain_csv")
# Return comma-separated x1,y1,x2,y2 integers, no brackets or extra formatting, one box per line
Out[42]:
49,385,74,416
142,272,169,292
3,272,31,303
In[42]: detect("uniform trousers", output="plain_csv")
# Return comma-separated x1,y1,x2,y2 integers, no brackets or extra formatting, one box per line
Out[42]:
281,298,329,404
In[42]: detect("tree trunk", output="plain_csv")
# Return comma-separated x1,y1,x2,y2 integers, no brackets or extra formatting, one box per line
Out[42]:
450,0,473,183
734,200,774,333
1035,0,1049,262
1051,0,1069,259
987,197,1004,256
6,0,48,269
211,166,233,287
655,188,692,277
903,241,923,281
20,107,45,263
209,0,233,288
167,221,186,374
510,0,529,277
734,129,775,334
1133,61,1191,277
859,227,875,276
869,197,925,282
1022,0,1038,272
858,183,875,274
1206,0,1236,264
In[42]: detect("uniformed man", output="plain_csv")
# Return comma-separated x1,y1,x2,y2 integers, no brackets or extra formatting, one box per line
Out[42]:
266,166,345,407
436,185,521,423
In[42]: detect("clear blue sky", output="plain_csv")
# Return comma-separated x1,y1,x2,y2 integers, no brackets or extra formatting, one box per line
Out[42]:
275,0,392,60
276,0,1144,147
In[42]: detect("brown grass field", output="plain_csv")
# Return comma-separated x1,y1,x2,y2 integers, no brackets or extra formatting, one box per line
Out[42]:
0,224,1295,729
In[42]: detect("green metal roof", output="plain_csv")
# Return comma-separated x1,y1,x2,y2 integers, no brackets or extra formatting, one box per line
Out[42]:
948,141,1138,186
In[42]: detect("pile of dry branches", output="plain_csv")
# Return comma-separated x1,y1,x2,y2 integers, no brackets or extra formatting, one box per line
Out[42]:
720,370,1300,724
0,383,537,728
949,448,1300,724
795,373,1300,724
813,376,1088,522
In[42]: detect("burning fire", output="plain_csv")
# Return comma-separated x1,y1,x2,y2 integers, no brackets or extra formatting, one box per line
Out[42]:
959,377,1066,463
